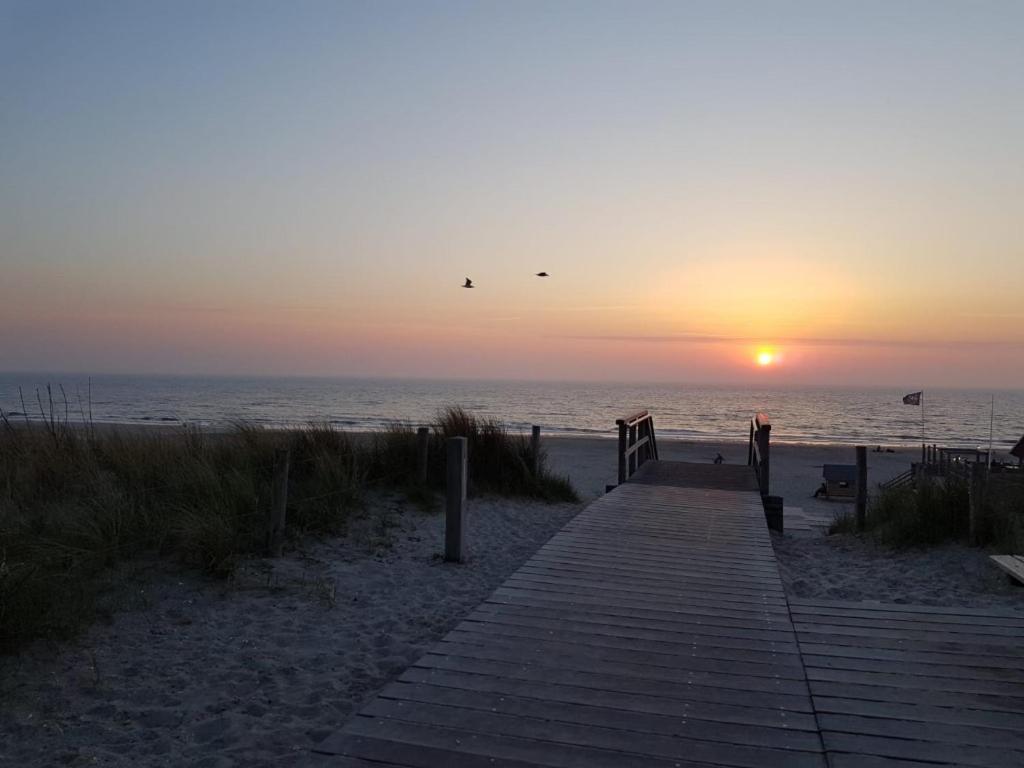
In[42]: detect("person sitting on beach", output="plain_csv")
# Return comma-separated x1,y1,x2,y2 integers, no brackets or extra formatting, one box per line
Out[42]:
813,482,827,498
713,453,724,464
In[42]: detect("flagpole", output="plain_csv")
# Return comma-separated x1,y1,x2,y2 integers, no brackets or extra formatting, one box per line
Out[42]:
921,390,926,458
987,394,995,472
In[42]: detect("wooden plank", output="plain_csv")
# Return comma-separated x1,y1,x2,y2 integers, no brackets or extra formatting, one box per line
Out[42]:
787,597,1024,619
990,554,1024,585
806,665,1024,697
822,730,1023,768
801,652,1024,683
811,695,1024,731
796,630,1024,657
300,754,404,768
790,605,1024,628
791,613,1024,637
808,678,1024,712
817,713,1024,750
793,621,1023,646
827,755,970,768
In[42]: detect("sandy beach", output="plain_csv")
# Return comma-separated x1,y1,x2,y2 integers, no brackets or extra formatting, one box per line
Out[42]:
2,436,1022,767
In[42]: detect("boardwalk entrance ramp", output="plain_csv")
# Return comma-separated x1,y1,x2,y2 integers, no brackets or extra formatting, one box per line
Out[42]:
310,460,827,767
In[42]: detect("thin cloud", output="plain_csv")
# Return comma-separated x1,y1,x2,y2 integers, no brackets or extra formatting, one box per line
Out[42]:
557,334,1024,349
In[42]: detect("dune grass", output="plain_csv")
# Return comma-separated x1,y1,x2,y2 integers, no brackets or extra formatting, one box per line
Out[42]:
0,405,577,650
829,473,1024,551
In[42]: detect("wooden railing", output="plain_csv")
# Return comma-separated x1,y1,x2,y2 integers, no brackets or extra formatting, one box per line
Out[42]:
616,410,659,484
747,412,771,497
880,468,914,490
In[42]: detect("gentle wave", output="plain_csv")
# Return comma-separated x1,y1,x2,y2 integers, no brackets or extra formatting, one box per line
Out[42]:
1,374,1022,450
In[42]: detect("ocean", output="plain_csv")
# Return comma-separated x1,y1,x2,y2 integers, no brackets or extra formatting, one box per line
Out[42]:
1,374,1022,449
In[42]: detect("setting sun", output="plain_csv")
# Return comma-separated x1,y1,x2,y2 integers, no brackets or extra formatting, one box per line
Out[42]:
756,351,775,367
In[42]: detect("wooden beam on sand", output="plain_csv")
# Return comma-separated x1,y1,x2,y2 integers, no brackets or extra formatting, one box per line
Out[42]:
416,426,430,484
855,445,867,531
267,448,290,557
445,437,467,563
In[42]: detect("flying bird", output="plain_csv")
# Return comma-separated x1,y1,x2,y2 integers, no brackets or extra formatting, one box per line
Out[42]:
462,278,474,288
535,272,549,277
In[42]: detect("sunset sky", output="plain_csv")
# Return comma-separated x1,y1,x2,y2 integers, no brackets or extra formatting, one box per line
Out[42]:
2,1,1022,386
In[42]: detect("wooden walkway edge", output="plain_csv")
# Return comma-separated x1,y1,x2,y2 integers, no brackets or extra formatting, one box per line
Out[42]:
308,459,1024,768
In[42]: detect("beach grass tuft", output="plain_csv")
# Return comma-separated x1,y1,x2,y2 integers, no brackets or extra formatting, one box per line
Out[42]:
828,473,1023,551
434,406,578,502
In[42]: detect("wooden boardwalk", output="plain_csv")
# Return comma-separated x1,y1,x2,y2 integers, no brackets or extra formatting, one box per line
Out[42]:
308,459,1024,768
793,598,1024,768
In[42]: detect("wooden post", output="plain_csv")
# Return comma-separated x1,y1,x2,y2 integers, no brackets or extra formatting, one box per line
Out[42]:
855,446,867,532
416,426,430,484
617,422,628,484
267,448,290,557
627,423,637,476
758,423,771,497
531,425,541,475
749,421,756,466
636,420,646,466
445,437,468,563
969,461,985,546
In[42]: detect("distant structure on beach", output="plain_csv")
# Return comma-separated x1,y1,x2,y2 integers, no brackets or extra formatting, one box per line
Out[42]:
1012,433,1024,466
820,464,857,499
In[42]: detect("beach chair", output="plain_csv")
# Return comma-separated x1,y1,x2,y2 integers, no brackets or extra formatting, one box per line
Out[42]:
821,464,857,500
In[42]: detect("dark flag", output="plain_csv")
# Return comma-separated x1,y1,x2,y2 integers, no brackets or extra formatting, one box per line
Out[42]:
902,391,922,406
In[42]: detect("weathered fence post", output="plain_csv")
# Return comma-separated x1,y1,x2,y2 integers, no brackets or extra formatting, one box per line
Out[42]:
416,426,430,484
617,421,628,485
445,437,468,563
531,425,541,475
758,421,771,497
628,422,638,476
855,445,867,532
969,461,986,546
267,448,290,557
